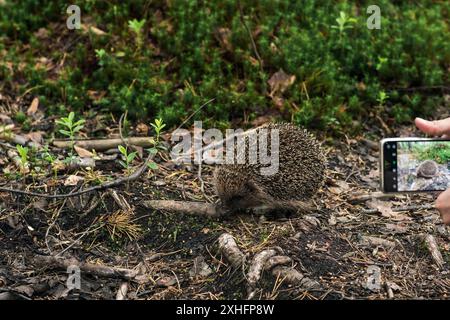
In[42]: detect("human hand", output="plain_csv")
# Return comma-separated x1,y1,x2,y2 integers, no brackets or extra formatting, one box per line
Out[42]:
436,188,450,225
415,117,450,225
415,117,450,137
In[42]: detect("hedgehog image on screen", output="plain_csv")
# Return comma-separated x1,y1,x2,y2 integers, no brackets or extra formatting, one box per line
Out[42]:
416,160,439,179
214,123,326,214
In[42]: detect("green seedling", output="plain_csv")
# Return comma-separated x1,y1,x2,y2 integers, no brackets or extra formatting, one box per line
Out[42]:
332,11,357,39
118,145,137,173
376,91,389,106
128,19,146,50
16,144,29,174
55,111,85,160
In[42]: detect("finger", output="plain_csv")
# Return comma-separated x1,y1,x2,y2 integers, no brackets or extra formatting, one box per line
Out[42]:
436,189,450,225
415,117,450,136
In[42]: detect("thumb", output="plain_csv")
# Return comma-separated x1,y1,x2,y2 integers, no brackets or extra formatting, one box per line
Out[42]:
415,117,450,136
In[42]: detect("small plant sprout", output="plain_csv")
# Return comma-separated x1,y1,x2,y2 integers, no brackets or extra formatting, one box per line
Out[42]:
95,48,107,66
16,144,29,174
118,145,137,173
41,145,59,177
377,91,389,106
376,57,388,71
56,111,85,157
332,11,357,39
150,118,166,143
128,19,146,50
146,118,166,170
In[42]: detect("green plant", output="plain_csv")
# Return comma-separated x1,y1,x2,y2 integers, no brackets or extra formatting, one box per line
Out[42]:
414,144,450,164
128,19,146,50
331,11,357,40
14,111,27,124
55,111,85,156
118,145,137,173
16,144,29,174
41,145,59,177
376,91,389,106
95,48,107,66
1,1,448,134
376,57,388,71
150,118,166,143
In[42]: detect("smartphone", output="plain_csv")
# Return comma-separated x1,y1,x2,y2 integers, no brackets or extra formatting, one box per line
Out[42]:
380,138,450,193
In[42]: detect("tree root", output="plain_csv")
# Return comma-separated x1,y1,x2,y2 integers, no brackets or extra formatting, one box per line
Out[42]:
217,233,246,269
217,232,320,299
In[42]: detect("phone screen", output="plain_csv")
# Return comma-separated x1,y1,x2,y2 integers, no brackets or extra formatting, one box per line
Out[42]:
383,140,450,192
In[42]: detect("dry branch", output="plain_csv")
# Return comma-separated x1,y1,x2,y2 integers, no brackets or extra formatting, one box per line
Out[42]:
423,234,445,269
53,137,155,151
32,255,140,281
144,200,222,217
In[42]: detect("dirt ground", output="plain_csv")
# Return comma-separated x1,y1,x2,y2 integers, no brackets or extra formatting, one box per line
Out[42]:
0,112,449,300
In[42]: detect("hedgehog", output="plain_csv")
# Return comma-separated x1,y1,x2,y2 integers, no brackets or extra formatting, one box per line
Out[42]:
214,123,326,214
416,160,439,179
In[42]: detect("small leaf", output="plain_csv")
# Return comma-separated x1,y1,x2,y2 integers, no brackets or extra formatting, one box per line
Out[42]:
119,160,127,168
74,119,86,126
118,145,126,155
127,152,137,162
147,161,158,170
148,147,158,155
73,125,84,133
59,129,71,136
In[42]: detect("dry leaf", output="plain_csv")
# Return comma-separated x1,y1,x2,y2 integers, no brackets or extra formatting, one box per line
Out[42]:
64,175,84,186
34,28,49,39
268,69,296,97
329,180,350,194
27,97,39,115
214,27,233,52
81,24,106,36
25,131,44,145
366,199,411,221
136,123,149,136
74,145,94,158
367,199,395,217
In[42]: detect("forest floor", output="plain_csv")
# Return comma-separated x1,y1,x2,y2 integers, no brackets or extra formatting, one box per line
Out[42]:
0,100,449,300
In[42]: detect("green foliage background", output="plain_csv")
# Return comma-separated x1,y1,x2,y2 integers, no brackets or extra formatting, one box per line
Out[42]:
414,143,450,164
0,0,448,133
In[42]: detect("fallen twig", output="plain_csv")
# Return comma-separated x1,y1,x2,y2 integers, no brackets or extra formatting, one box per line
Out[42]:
423,234,445,270
348,192,394,204
144,200,222,217
53,137,155,151
31,255,140,281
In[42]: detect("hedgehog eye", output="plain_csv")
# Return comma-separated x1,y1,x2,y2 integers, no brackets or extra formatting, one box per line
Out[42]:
231,195,244,202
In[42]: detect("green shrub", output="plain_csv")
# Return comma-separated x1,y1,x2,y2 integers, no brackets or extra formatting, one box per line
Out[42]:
0,0,448,132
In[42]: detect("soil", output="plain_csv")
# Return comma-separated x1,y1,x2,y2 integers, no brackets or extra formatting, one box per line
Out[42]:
0,117,449,300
